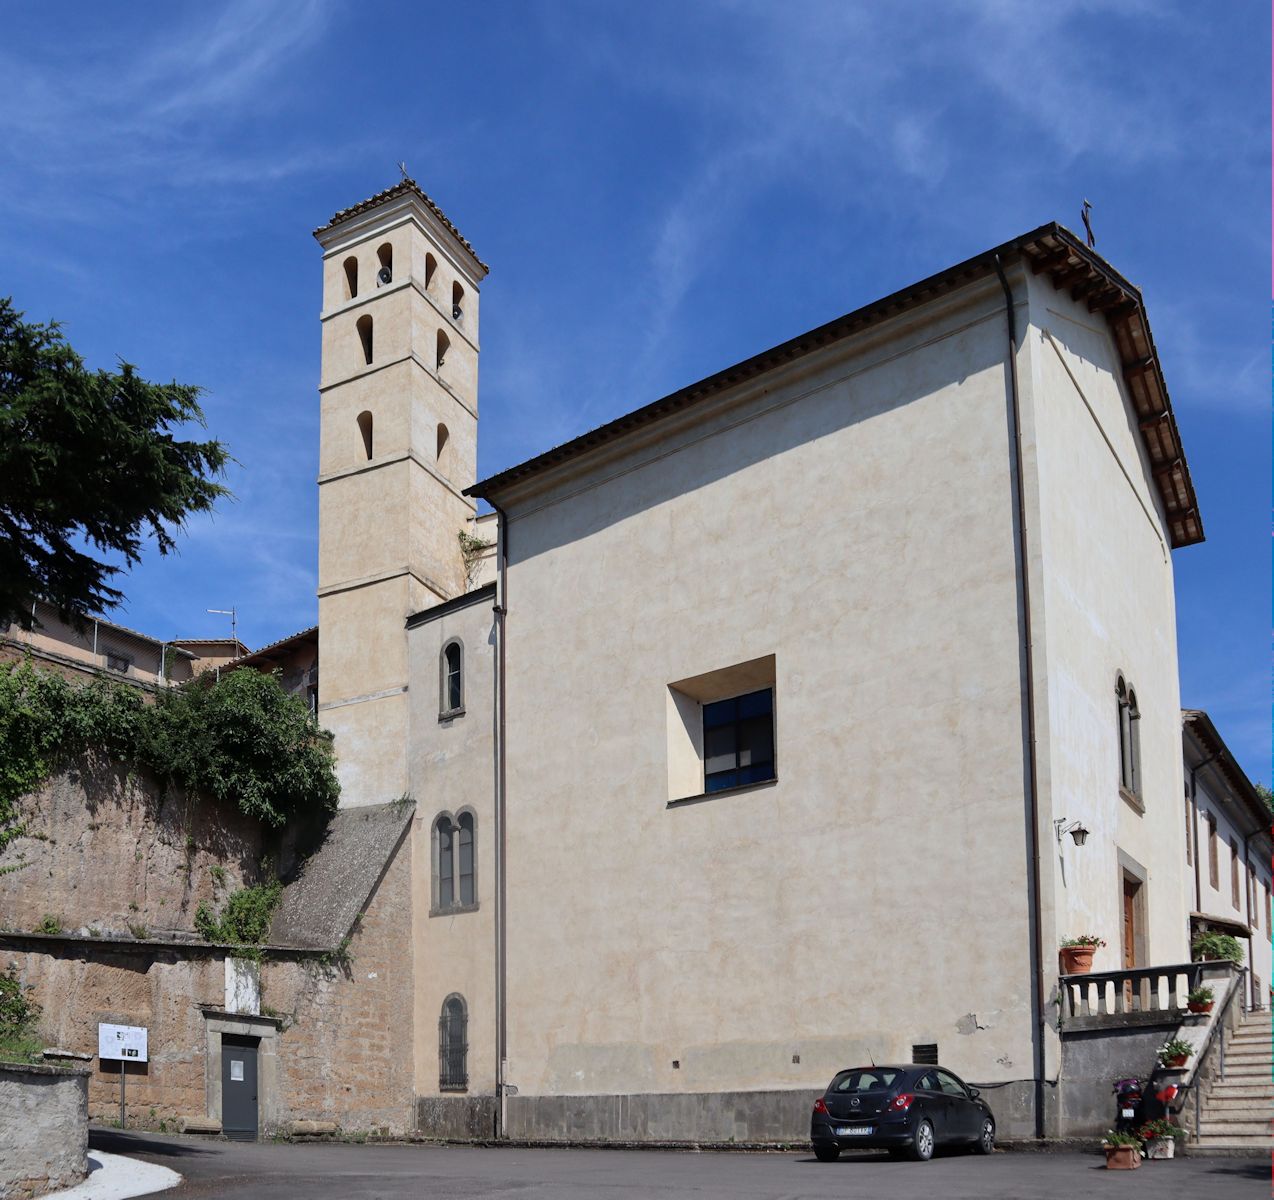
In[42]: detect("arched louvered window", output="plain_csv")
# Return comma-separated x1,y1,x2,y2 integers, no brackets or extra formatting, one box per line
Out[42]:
439,994,468,1091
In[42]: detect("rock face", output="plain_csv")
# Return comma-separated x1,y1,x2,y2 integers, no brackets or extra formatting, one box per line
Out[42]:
0,1062,89,1199
0,757,265,939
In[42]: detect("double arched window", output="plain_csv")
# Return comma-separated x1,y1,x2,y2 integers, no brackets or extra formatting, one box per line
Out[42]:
439,994,468,1091
433,810,476,913
1116,675,1141,799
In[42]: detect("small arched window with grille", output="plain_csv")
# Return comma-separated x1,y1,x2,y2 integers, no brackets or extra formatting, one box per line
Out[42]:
439,994,468,1091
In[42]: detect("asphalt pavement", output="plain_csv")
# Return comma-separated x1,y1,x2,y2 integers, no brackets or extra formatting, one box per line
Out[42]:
90,1128,1266,1200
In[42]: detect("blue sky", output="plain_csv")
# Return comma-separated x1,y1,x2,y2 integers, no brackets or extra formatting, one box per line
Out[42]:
1,2,1268,779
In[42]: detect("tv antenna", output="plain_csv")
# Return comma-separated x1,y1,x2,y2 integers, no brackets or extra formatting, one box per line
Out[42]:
207,607,238,645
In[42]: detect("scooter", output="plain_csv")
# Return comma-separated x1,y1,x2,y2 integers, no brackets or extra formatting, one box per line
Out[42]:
1113,1077,1142,1133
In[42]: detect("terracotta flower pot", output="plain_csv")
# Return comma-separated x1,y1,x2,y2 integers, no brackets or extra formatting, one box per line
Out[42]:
1162,1054,1188,1068
1060,945,1095,975
1187,1000,1213,1014
1103,1144,1141,1170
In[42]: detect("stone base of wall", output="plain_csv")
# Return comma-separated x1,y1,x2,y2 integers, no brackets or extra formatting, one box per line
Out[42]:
1058,1021,1179,1137
0,1062,89,1200
501,1081,1040,1145
416,1094,499,1140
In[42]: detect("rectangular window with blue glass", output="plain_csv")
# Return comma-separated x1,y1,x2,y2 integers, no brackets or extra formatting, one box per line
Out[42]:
703,688,775,792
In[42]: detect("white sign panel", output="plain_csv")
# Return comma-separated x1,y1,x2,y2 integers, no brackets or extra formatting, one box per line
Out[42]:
98,1023,148,1063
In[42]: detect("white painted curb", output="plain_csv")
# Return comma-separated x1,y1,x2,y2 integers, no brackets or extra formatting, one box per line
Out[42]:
42,1150,181,1199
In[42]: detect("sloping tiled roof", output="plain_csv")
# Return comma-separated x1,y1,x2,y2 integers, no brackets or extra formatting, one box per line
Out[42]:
313,178,488,273
468,222,1203,549
1182,709,1270,838
225,626,317,669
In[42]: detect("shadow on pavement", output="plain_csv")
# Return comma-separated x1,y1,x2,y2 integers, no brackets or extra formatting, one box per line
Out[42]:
90,1128,216,1158
1196,1161,1267,1181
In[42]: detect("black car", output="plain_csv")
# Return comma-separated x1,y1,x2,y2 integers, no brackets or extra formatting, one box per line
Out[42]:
810,1063,995,1161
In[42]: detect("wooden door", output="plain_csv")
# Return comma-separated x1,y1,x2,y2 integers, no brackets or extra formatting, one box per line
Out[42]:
1123,879,1138,969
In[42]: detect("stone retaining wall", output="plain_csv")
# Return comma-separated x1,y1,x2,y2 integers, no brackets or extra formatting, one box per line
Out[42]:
0,1061,88,1199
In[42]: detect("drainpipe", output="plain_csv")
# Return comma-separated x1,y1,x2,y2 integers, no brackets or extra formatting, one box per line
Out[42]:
994,254,1047,1141
489,499,510,1138
1242,830,1254,1009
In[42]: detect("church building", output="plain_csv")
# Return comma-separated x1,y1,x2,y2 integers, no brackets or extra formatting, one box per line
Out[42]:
311,180,1208,1143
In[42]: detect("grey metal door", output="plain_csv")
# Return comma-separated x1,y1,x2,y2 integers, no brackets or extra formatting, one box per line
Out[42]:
221,1035,259,1141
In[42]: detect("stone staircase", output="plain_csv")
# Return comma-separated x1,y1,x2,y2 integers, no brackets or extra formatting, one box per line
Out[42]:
1191,1008,1271,1154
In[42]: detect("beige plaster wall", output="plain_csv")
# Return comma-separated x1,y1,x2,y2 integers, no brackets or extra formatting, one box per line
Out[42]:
1022,272,1192,977
495,280,1039,1102
407,596,498,1102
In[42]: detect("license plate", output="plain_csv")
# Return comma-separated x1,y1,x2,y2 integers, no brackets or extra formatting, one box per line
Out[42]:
1121,1108,1135,1119
836,1125,873,1136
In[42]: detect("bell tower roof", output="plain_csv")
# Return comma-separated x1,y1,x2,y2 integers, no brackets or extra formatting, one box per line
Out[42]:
313,178,489,276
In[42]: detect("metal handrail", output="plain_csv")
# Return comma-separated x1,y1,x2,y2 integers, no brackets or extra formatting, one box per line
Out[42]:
1187,964,1244,1142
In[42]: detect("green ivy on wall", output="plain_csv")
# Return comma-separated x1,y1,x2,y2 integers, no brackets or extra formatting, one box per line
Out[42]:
0,659,340,852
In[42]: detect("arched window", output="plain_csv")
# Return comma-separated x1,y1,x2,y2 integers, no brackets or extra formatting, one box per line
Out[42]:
457,812,475,906
376,242,393,286
1116,676,1142,799
356,314,373,365
435,815,454,910
432,808,478,915
343,257,358,299
356,411,373,460
436,423,450,472
439,994,468,1091
452,281,465,321
441,640,463,715
425,252,438,289
436,329,449,370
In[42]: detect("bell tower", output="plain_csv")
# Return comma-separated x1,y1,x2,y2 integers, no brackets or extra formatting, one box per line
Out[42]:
313,181,488,805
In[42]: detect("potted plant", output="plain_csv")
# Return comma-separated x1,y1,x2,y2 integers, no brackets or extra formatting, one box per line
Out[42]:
1157,1037,1193,1069
1138,1118,1184,1160
1191,931,1243,963
1186,985,1214,1014
1102,1130,1142,1169
1060,935,1106,975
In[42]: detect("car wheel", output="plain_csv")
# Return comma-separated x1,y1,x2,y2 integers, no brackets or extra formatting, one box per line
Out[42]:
813,1143,840,1162
973,1116,995,1155
907,1119,935,1162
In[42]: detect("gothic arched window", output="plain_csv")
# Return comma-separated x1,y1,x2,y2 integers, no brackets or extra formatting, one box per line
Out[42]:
439,994,468,1091
441,640,463,715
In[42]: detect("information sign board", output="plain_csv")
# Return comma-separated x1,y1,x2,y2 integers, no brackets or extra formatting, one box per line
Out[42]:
98,1023,148,1063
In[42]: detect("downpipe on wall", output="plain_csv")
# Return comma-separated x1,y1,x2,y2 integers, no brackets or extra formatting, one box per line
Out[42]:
489,499,510,1138
994,254,1048,1140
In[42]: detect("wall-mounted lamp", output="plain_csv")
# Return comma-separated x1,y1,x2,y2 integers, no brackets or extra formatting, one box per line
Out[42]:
1054,818,1090,847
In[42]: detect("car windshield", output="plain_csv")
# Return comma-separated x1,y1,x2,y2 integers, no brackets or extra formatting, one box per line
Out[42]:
829,1068,901,1094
